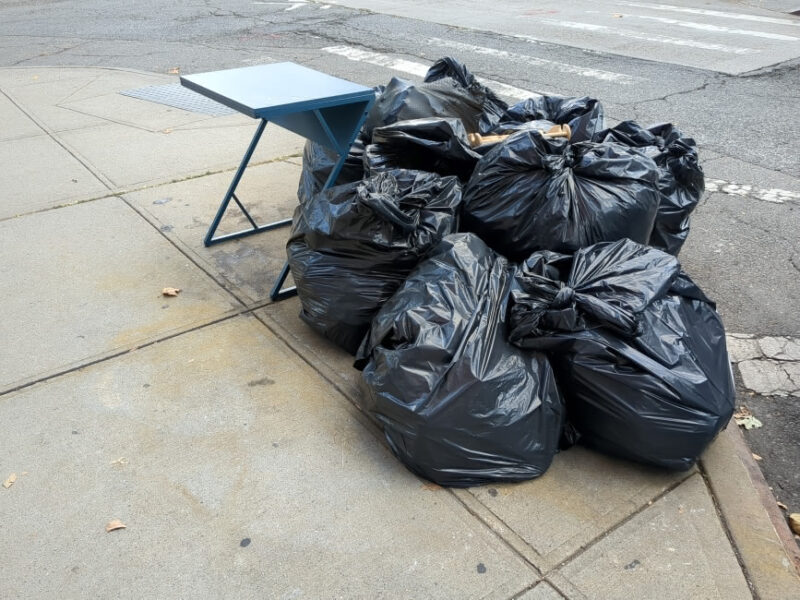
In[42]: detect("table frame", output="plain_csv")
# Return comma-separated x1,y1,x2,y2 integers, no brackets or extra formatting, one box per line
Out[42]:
181,66,374,301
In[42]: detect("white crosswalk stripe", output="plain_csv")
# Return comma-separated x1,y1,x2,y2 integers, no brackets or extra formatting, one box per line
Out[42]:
536,19,756,54
321,45,539,100
616,1,800,27
323,0,800,73
427,37,640,84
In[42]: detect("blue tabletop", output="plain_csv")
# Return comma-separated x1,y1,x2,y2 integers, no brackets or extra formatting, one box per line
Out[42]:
180,63,374,119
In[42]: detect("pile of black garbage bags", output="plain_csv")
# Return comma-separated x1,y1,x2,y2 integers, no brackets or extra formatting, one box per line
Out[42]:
288,58,735,487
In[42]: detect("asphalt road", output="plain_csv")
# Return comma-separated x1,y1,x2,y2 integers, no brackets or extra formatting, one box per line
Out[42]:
1,0,798,521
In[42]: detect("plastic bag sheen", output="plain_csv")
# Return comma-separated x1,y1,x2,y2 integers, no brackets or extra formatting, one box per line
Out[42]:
355,233,565,486
288,170,462,354
508,238,735,470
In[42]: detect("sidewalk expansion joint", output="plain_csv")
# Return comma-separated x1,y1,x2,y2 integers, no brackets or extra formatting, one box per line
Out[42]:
697,461,760,599
0,311,241,399
544,470,697,576
0,87,116,190
0,302,283,400
0,153,301,225
117,195,249,309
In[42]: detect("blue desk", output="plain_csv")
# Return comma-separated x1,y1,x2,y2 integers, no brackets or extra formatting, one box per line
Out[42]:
180,63,375,300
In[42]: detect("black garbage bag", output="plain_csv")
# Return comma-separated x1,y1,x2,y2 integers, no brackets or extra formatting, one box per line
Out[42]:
491,95,604,143
363,57,508,136
288,170,462,354
297,85,386,204
595,121,704,256
508,238,735,470
462,130,660,261
355,233,565,487
297,135,367,204
364,117,483,181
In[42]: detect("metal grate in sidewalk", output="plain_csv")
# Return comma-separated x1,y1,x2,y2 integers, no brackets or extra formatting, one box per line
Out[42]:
120,82,236,117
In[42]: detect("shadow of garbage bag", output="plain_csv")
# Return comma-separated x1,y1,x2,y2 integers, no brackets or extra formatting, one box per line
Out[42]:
355,233,565,487
508,238,735,470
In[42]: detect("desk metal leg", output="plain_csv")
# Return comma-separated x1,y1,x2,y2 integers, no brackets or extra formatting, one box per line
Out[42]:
269,145,350,302
204,119,293,246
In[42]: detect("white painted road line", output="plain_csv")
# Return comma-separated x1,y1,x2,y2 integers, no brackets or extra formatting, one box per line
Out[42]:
706,179,800,204
322,46,430,77
321,46,539,100
537,19,757,54
616,1,800,28
427,37,640,84
322,47,800,206
628,15,800,42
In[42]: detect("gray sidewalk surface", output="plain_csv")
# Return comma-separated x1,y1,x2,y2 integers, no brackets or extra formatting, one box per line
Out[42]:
0,66,798,599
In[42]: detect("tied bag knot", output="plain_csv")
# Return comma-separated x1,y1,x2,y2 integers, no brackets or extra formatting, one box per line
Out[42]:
509,239,681,344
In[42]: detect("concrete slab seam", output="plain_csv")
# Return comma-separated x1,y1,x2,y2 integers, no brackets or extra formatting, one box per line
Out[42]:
0,310,244,400
0,153,302,225
251,309,554,586
117,194,250,308
253,309,363,401
0,87,116,189
543,471,698,575
0,300,288,401
696,460,760,599
450,488,545,574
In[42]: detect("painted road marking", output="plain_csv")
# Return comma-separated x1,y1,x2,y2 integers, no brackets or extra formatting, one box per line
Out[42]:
427,37,640,84
321,46,538,100
625,14,800,42
616,2,800,28
535,19,757,54
706,179,800,204
320,46,800,206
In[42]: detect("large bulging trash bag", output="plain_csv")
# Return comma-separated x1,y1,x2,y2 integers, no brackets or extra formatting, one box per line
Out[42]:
507,238,735,470
364,117,483,181
492,95,605,142
287,170,462,355
355,233,565,487
595,121,704,256
462,130,660,261
297,135,367,204
363,57,508,136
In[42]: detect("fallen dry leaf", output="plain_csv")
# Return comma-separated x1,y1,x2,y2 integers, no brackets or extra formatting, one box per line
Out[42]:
734,406,762,429
789,514,800,536
421,482,442,491
777,501,788,510
3,473,16,489
110,457,128,468
168,67,180,75
752,453,763,461
737,415,763,430
105,519,127,533
162,287,181,297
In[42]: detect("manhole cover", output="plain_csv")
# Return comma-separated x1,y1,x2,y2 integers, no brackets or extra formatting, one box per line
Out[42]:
120,83,236,117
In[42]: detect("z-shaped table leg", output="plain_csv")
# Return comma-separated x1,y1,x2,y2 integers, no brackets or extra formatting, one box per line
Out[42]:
203,119,293,247
269,142,351,301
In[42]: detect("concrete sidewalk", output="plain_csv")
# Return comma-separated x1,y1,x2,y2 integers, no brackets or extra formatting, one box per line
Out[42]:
0,66,798,600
